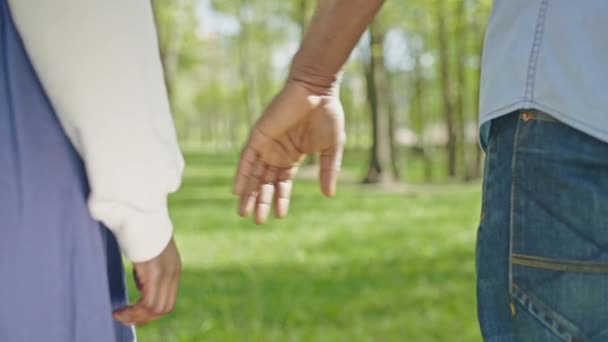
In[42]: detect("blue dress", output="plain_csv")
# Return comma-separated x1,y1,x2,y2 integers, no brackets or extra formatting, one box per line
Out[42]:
0,1,134,341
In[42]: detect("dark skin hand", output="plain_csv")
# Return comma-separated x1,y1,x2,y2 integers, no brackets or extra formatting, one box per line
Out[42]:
233,0,385,223
233,81,346,223
112,238,181,326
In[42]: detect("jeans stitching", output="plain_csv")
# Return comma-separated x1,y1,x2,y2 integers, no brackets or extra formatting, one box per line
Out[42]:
513,253,608,265
515,185,606,252
480,134,492,223
512,256,608,273
508,112,524,296
512,283,584,342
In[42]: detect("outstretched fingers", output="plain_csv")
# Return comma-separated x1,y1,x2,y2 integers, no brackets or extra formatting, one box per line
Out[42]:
255,167,278,224
238,159,265,217
233,148,258,195
275,167,297,218
234,129,304,222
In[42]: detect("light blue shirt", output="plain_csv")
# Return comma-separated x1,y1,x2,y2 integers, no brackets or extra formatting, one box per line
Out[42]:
479,0,608,143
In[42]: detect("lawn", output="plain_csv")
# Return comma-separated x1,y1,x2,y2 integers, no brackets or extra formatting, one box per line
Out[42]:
130,151,483,342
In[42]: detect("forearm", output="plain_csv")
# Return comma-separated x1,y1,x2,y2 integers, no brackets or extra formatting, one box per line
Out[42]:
9,0,184,261
289,0,385,94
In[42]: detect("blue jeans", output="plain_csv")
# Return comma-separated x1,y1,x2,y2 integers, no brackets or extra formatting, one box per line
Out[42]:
477,111,608,342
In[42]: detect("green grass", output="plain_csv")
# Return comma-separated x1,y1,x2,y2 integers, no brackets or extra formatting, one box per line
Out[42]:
130,152,483,341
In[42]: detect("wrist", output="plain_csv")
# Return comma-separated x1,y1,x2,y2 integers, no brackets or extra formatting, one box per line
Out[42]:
287,62,342,97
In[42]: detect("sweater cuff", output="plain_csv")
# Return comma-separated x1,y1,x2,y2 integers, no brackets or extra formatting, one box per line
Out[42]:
89,200,173,262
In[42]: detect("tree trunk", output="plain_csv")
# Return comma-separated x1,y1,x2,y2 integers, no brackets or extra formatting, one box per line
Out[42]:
412,47,432,182
363,20,394,184
469,1,486,179
455,0,470,180
238,2,261,127
410,11,433,182
437,0,457,178
387,72,401,181
363,63,382,183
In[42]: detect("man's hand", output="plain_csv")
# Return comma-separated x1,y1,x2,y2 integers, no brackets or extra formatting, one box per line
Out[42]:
113,238,181,326
233,81,346,223
233,0,384,223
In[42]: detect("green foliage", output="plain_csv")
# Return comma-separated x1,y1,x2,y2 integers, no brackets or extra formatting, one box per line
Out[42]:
155,1,493,161
131,152,483,341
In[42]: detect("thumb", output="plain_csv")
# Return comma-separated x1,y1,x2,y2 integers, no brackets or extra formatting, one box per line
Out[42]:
319,142,344,197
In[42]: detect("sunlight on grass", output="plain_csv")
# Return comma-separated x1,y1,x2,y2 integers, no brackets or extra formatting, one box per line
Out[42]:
131,152,483,342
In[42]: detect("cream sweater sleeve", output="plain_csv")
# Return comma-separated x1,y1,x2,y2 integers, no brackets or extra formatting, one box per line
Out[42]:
8,0,185,262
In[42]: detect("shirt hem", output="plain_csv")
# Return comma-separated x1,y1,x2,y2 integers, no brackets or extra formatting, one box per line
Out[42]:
480,100,608,145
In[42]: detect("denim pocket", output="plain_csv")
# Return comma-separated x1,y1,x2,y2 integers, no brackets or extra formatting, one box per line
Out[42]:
509,110,608,341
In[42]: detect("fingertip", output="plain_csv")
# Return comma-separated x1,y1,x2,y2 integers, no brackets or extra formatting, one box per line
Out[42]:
320,175,337,197
255,203,271,224
239,195,256,217
320,167,340,197
275,198,290,218
322,185,336,197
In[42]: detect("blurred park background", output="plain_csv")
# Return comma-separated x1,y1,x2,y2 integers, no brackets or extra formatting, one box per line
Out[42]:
133,0,493,340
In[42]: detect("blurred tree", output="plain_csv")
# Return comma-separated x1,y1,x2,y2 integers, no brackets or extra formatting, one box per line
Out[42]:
387,71,401,181
454,0,470,180
237,1,262,127
408,8,434,182
436,0,457,178
468,0,492,179
152,0,198,113
363,18,396,184
212,0,291,130
291,0,315,39
151,0,494,181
